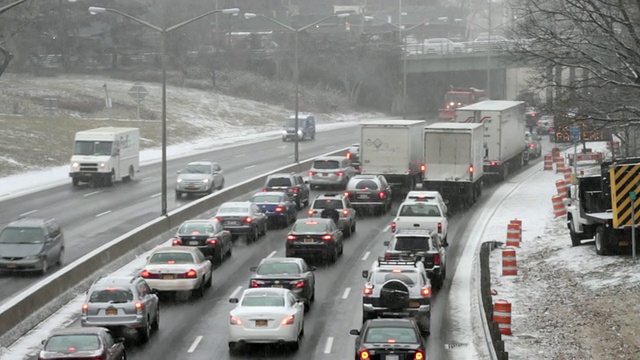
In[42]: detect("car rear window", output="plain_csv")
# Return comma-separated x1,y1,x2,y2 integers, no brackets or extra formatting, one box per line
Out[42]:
293,221,328,233
252,195,282,203
242,296,285,307
218,206,249,214
45,334,101,352
178,223,214,234
394,236,430,251
399,203,441,217
313,160,340,170
352,180,379,190
312,199,344,210
267,177,292,187
364,327,418,344
89,288,134,303
0,227,45,244
182,164,211,174
257,262,301,275
149,252,194,264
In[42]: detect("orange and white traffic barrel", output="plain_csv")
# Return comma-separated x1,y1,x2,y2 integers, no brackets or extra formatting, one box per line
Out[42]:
563,171,572,183
543,155,553,170
552,195,567,217
493,299,512,335
506,223,521,247
501,248,517,276
555,158,566,173
555,179,568,199
552,147,560,158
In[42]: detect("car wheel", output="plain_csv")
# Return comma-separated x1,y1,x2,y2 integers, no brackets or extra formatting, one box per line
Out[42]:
192,278,206,298
72,177,79,187
569,221,581,247
228,342,238,354
351,221,356,233
137,320,151,343
120,350,126,360
124,166,134,182
218,178,225,190
226,244,232,258
40,258,48,275
152,308,160,331
175,190,181,199
330,246,338,263
296,198,302,210
344,224,352,238
310,287,315,303
106,171,115,187
206,272,213,288
262,222,268,236
289,330,301,352
56,248,64,267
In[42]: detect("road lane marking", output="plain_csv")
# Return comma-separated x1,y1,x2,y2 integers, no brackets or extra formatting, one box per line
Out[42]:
150,193,161,198
383,225,390,232
342,288,351,299
325,145,336,150
83,191,102,197
141,177,151,181
230,286,243,299
244,165,256,170
324,337,334,354
95,210,112,218
267,250,277,258
361,251,370,261
19,210,38,217
235,154,246,158
187,335,203,353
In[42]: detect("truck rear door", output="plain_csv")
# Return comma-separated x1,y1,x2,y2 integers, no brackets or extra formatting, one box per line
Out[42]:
361,126,410,174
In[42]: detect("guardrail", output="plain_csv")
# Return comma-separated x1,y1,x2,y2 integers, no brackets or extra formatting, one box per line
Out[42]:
479,241,509,360
0,148,347,347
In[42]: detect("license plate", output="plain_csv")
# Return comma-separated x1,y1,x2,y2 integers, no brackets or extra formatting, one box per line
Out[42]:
322,173,329,177
385,355,399,360
272,285,283,288
304,238,315,243
187,186,197,189
106,308,117,315
163,274,175,280
255,320,268,327
189,241,199,245
226,221,241,225
6,263,16,269
409,301,421,308
357,194,370,199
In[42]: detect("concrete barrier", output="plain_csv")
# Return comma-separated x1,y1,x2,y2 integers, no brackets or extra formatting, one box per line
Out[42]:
0,148,347,346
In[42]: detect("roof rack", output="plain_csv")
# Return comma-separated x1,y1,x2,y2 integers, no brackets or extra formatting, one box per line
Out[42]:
376,257,418,267
385,252,426,262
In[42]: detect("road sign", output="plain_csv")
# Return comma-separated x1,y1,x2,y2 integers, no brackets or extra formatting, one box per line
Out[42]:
43,97,58,111
631,191,637,201
570,127,580,142
128,83,149,103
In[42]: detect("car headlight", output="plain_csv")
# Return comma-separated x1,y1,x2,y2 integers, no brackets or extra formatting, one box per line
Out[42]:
72,162,79,169
297,130,302,135
202,179,209,183
99,163,106,168
282,130,288,135
177,178,183,183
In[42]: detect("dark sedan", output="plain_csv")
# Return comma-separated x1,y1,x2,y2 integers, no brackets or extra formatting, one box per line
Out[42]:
249,257,316,311
285,218,343,263
250,192,297,228
350,318,426,360
38,327,126,360
171,219,232,264
213,201,268,243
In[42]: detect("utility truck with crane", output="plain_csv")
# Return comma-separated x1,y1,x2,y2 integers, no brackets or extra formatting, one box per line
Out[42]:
438,87,486,121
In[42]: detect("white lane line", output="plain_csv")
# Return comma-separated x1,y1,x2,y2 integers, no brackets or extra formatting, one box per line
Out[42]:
141,177,152,181
235,154,246,158
187,335,203,353
19,210,38,217
95,210,112,218
383,225,390,232
324,337,334,354
244,165,256,170
267,250,277,258
83,191,102,197
230,286,243,299
150,193,161,198
362,251,371,261
342,287,351,299
325,145,336,150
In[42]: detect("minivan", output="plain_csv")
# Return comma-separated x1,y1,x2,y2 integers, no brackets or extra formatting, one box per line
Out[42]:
282,113,316,141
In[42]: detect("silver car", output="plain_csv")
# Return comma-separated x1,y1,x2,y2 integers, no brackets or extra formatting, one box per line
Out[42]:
175,161,225,198
525,132,542,158
308,156,357,189
422,38,464,55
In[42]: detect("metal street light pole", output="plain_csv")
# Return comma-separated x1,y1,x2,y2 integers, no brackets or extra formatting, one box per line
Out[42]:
88,6,239,216
487,0,492,99
245,13,349,163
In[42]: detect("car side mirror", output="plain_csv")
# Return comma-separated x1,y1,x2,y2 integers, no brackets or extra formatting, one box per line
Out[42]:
304,180,309,184
115,337,126,343
361,270,369,279
349,329,360,336
309,266,317,271
41,339,46,345
383,241,390,246
249,266,257,272
229,298,239,304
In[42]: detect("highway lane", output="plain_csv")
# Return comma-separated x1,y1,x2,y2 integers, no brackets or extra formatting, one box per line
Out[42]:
0,126,359,304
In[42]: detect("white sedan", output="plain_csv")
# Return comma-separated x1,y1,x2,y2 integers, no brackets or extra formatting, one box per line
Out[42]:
140,246,212,298
228,288,305,352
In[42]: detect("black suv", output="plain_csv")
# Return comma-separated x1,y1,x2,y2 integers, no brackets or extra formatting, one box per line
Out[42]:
344,175,393,215
0,217,65,274
263,173,310,209
383,229,447,290
81,274,160,343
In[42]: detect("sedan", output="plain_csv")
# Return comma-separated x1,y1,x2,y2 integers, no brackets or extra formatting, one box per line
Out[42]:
285,218,344,263
171,219,232,264
250,192,297,228
350,318,427,360
213,202,269,243
423,38,464,55
140,247,212,298
249,257,316,311
228,288,305,353
525,132,542,159
38,327,126,360
175,161,224,198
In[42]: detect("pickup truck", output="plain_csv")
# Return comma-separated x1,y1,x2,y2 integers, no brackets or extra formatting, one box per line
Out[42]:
390,199,449,245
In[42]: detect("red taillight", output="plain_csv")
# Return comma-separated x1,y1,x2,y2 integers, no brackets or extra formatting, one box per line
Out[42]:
212,217,222,222
262,188,268,192
307,209,314,216
281,315,295,325
308,171,317,176
171,238,182,245
293,188,299,193
420,164,426,172
321,234,333,241
469,165,474,173
291,280,305,288
344,191,351,198
185,269,198,278
391,222,396,233
342,209,349,216
206,238,217,245
275,206,284,212
244,217,252,223
135,302,143,313
141,270,150,278
378,192,386,199
437,222,442,234
414,350,425,360
529,143,535,148
433,253,441,265
346,152,352,159
359,349,370,359
230,316,242,325
336,171,344,176
287,235,298,241
490,161,499,166
421,287,431,297
82,303,89,312
363,286,373,295
384,252,391,260
250,280,263,287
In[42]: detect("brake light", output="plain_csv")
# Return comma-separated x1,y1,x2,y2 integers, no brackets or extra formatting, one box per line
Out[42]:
420,164,426,172
421,287,431,297
135,302,143,314
82,303,89,312
359,349,370,359
185,269,198,278
433,253,441,265
140,270,151,278
287,235,298,241
262,188,268,192
244,217,252,223
250,280,264,287
230,316,242,325
344,191,351,198
384,252,391,260
342,209,349,216
309,171,317,176
378,192,386,199
275,206,284,212
529,143,535,148
387,339,397,343
321,234,333,241
437,222,442,234
363,285,373,295
293,188,299,193
469,165,474,173
212,217,222,222
171,237,182,245
391,222,396,233
336,171,344,176
414,350,425,360
490,161,499,166
346,152,352,159
206,238,218,245
281,315,295,325
290,280,305,288
307,209,314,216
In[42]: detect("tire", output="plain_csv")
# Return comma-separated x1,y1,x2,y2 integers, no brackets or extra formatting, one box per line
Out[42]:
362,311,372,324
175,190,181,199
328,246,338,264
205,272,213,288
120,350,126,360
40,258,48,275
351,221,356,234
192,278,206,298
152,308,160,331
262,222,268,236
137,321,151,344
226,244,232,258
105,171,115,187
72,177,79,187
289,330,301,352
296,198,302,210
249,227,259,243
344,224,352,238
228,342,238,354
595,226,610,255
124,166,134,182
56,248,64,267
310,287,315,303
569,221,581,247
379,280,410,310
218,178,225,190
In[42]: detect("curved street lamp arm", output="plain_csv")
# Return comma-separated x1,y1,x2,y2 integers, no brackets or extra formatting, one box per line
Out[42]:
166,8,239,32
298,14,345,32
253,14,296,32
0,0,27,15
101,8,163,32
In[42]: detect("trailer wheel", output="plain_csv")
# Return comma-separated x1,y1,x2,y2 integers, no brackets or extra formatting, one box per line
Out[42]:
569,221,581,247
594,226,610,255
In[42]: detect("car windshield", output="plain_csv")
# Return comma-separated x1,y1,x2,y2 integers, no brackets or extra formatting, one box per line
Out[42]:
353,180,378,190
399,203,442,217
426,38,446,43
257,262,301,275
44,334,101,352
0,227,44,244
293,221,328,234
149,252,194,264
313,199,344,210
89,288,134,303
267,177,292,187
242,296,285,307
252,194,282,203
445,93,471,103
394,236,430,251
178,223,214,234
74,141,113,156
364,327,418,344
181,164,211,174
218,206,249,214
313,160,340,169
373,271,418,286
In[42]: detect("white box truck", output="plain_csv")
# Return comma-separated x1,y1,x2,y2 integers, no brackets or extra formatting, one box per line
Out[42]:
360,120,426,196
69,127,140,187
420,122,485,208
454,100,528,181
